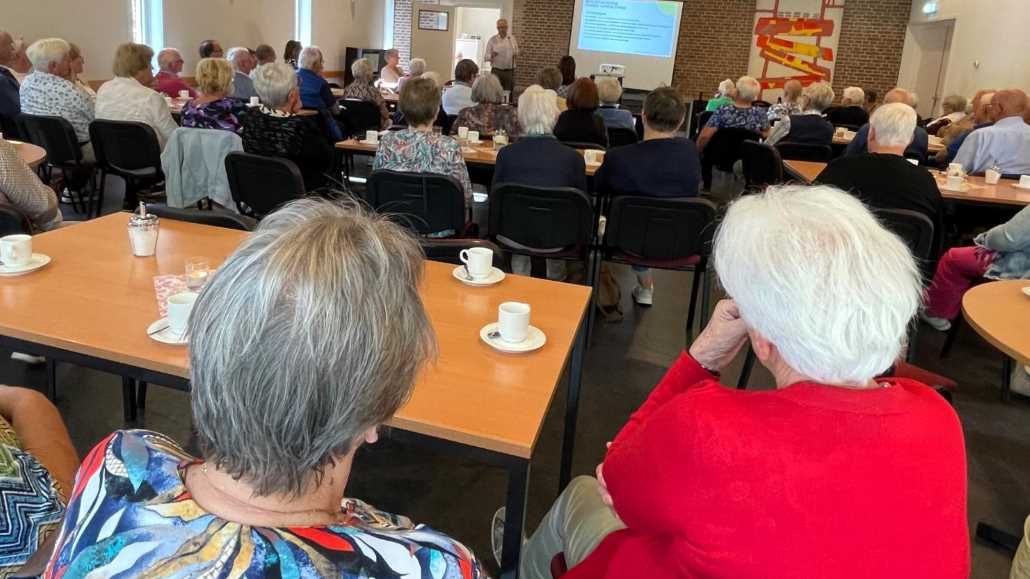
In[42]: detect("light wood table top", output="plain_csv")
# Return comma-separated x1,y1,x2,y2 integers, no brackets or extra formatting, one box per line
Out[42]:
0,213,590,458
336,138,603,176
962,280,1030,366
832,133,945,154
782,159,826,184
11,141,46,169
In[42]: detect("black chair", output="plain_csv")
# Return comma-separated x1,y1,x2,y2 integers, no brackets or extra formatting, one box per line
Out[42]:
420,238,508,271
89,120,164,216
224,152,306,219
700,128,760,190
338,99,383,140
365,170,467,236
602,196,718,343
741,140,783,191
776,142,832,162
607,127,638,149
691,110,714,140
147,205,255,231
561,141,606,151
0,203,31,236
18,114,96,215
441,114,458,136
752,100,772,109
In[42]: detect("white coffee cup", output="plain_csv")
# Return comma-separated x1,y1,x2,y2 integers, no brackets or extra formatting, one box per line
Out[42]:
834,126,846,137
178,90,190,100
365,130,379,144
946,175,965,190
498,302,531,343
166,292,198,335
460,247,493,279
493,133,509,147
584,149,602,164
249,96,260,106
985,169,1002,185
457,126,469,140
164,96,173,107
467,130,480,143
1021,175,1030,188
947,163,965,177
0,234,31,267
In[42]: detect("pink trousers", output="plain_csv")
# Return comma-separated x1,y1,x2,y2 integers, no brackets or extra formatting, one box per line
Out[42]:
924,246,994,319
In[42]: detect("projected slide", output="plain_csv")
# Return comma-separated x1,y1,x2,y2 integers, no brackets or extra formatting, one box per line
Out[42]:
576,0,680,58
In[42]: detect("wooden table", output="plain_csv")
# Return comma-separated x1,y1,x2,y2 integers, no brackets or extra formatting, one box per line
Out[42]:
8,140,46,169
832,133,946,154
0,212,591,577
782,159,825,184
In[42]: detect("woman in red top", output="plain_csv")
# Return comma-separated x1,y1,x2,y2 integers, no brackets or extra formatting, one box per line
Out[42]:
520,185,970,579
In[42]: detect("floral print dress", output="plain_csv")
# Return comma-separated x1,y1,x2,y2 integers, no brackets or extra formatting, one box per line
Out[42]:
181,97,246,134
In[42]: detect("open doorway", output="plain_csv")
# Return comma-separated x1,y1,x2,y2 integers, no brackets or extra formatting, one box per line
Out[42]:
454,6,502,69
901,20,954,119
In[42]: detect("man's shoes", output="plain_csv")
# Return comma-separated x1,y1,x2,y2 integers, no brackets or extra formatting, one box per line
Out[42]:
10,352,45,365
920,312,951,331
631,285,654,307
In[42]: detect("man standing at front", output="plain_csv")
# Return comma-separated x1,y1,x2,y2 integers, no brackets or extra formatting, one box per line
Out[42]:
484,18,518,93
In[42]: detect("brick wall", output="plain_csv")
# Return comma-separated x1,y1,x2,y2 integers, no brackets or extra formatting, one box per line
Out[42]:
394,0,412,66
671,0,754,100
511,0,575,89
832,0,912,105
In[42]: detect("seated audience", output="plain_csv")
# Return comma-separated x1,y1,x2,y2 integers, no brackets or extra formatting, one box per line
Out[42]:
922,203,1030,331
594,87,701,307
154,48,196,99
0,139,63,230
343,57,390,129
227,46,257,100
765,81,835,146
698,76,769,151
238,63,332,191
767,78,803,123
816,102,944,249
20,38,95,161
45,198,482,578
864,89,879,114
844,88,928,160
181,58,245,133
557,55,576,98
67,43,93,96
283,39,301,69
937,89,995,163
379,48,403,86
396,57,425,93
595,76,634,131
537,66,568,111
254,43,275,67
96,43,179,150
0,31,21,138
296,46,337,114
927,94,967,134
8,37,30,83
198,39,223,59
954,89,1030,175
705,78,735,112
520,184,969,579
375,77,472,214
826,86,869,126
451,73,519,137
442,58,477,115
554,78,607,147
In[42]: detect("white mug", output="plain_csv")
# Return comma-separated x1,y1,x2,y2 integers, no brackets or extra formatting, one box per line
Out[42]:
947,163,965,177
365,130,379,144
834,127,846,137
498,302,531,343
985,169,1002,185
457,126,469,140
584,149,601,164
166,292,198,335
467,130,480,143
460,247,493,279
0,234,31,267
1020,175,1030,188
178,90,190,100
249,96,260,106
946,175,965,190
493,134,508,146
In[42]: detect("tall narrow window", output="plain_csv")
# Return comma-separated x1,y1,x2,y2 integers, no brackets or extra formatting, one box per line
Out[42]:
295,0,312,46
130,0,164,51
384,0,395,50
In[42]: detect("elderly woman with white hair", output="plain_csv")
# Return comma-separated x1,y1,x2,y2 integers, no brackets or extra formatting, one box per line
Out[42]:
296,45,337,114
45,198,483,577
766,78,803,123
396,56,426,93
705,78,736,112
826,85,870,127
343,57,391,129
19,37,95,160
238,63,332,191
181,58,246,133
927,94,968,135
697,75,769,151
519,185,969,579
765,81,836,146
95,42,178,150
595,76,634,131
451,72,519,137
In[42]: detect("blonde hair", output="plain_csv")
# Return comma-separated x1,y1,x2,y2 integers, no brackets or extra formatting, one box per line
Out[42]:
195,57,233,95
596,76,623,105
113,42,154,78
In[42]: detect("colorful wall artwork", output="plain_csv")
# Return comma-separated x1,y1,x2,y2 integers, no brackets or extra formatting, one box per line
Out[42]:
747,0,845,101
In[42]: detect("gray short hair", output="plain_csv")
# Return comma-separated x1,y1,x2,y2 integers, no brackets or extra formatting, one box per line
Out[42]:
596,76,622,105
408,57,426,77
472,73,504,104
718,78,735,97
802,81,835,112
298,45,323,70
842,86,865,106
351,57,373,81
518,84,560,135
714,185,920,385
26,38,70,72
157,48,182,70
735,76,760,102
869,102,917,148
942,94,967,114
253,62,298,107
421,70,441,88
226,46,249,69
189,198,436,497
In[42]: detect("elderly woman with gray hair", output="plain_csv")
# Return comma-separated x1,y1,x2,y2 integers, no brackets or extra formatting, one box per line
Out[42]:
343,57,391,129
396,56,425,93
764,81,836,146
45,199,483,577
697,75,769,151
705,78,736,112
519,185,969,579
451,72,519,137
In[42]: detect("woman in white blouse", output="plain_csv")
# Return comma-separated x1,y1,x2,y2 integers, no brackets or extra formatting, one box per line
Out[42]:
94,43,178,149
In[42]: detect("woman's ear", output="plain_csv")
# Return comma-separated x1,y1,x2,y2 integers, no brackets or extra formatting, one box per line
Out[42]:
749,328,773,365
363,426,379,445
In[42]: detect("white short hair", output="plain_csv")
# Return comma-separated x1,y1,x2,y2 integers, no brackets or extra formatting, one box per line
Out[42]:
421,71,441,88
714,185,921,385
869,102,917,148
253,62,298,107
735,76,761,102
351,57,372,81
842,86,865,106
518,84,560,135
298,46,323,70
26,38,70,72
718,78,735,97
227,46,249,69
408,58,426,77
596,76,622,105
471,73,503,103
157,48,182,70
802,81,835,112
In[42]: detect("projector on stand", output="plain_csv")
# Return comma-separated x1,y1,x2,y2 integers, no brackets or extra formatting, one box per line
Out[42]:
598,64,625,78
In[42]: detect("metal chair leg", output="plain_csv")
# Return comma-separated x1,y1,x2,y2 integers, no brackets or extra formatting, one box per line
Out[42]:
685,264,704,345
121,378,138,423
737,347,756,389
1002,355,1013,402
940,314,963,358
137,381,148,411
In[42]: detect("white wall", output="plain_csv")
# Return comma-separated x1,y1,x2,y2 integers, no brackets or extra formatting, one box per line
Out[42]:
902,0,1030,100
312,0,386,72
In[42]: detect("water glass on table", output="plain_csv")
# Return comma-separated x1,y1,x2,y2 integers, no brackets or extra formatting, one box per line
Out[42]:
185,257,210,291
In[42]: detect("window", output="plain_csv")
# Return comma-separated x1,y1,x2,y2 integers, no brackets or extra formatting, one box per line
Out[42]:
384,0,395,50
295,0,312,47
130,0,164,50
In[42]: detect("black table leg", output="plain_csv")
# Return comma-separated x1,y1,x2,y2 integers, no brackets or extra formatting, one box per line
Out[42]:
45,359,57,401
500,459,530,579
121,378,137,423
1002,355,1013,402
559,315,588,490
976,521,1021,553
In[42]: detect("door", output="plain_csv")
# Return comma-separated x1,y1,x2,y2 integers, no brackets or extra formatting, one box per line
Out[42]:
907,21,953,119
411,4,457,78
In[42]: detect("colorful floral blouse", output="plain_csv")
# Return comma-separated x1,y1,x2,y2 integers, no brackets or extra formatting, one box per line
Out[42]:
451,103,520,138
373,128,472,205
705,104,770,135
45,430,483,579
19,71,95,143
181,97,246,134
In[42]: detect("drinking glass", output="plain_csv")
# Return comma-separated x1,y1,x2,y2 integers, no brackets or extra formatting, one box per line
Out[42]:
185,257,211,291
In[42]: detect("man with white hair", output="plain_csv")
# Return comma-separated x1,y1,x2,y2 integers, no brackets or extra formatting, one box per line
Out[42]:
295,45,342,141
845,87,929,160
484,18,518,92
227,46,257,100
817,102,944,250
697,75,770,152
826,85,869,127
20,37,95,160
765,81,835,146
954,89,1030,175
154,48,196,99
0,31,21,138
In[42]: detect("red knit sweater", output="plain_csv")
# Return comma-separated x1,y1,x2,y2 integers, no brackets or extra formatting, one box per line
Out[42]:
568,352,969,579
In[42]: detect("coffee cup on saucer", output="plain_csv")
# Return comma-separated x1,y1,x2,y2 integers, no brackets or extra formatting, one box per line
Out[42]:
457,126,469,140
467,130,480,143
1020,175,1030,188
0,234,31,267
460,247,493,279
985,168,1002,185
166,292,198,335
365,130,379,144
498,302,530,343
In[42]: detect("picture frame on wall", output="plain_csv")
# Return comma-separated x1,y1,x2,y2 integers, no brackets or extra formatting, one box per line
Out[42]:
418,9,449,31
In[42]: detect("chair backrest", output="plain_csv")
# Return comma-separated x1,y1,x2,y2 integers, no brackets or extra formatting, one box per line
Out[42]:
703,128,761,171
338,99,382,139
741,140,783,190
607,127,638,148
0,203,31,236
605,196,718,263
561,141,606,151
224,151,307,218
875,208,935,262
89,119,162,175
147,205,255,231
441,114,458,136
833,123,862,132
420,238,507,271
489,183,594,251
775,142,832,162
752,100,772,109
365,169,466,236
17,114,81,165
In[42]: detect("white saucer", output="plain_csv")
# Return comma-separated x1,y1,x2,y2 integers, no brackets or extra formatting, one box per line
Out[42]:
359,140,380,146
0,253,50,276
1013,183,1030,190
147,318,188,345
480,323,546,353
1022,286,1030,299
452,266,505,287
940,182,970,193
